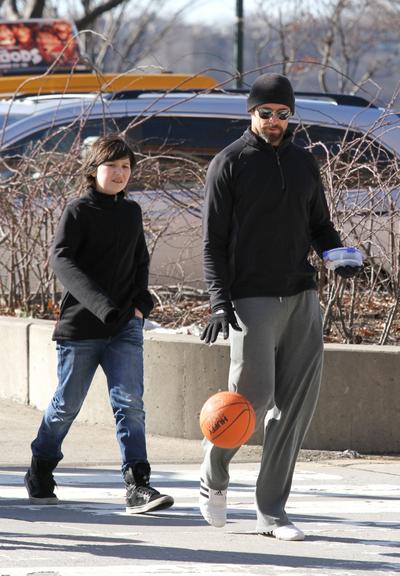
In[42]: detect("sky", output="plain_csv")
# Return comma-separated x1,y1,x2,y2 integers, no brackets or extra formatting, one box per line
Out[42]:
161,0,323,26
162,0,260,26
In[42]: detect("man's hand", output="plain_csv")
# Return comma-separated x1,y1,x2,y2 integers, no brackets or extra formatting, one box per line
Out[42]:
335,265,362,279
200,305,242,344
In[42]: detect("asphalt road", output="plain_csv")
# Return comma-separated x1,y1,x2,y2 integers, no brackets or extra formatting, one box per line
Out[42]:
0,400,399,576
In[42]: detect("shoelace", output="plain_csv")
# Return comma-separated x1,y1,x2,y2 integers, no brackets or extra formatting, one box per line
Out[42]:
137,485,159,497
127,484,159,499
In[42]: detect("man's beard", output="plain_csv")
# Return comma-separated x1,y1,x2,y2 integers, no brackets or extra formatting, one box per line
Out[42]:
260,125,284,145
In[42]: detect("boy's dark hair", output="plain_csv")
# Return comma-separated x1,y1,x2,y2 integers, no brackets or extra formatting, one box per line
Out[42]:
82,134,136,187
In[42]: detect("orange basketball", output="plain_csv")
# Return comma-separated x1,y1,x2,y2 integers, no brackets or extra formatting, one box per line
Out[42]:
199,391,256,448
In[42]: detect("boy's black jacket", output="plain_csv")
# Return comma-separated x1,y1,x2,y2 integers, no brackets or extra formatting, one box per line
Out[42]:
203,128,342,310
51,186,154,340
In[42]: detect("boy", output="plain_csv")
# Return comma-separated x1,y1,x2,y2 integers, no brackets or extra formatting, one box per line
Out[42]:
25,134,174,514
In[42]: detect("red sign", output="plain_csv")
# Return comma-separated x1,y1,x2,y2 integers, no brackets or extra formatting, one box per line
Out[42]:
0,19,84,74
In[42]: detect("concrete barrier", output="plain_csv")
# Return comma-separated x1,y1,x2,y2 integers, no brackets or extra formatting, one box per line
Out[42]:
0,316,399,453
28,321,114,426
305,344,400,453
0,317,30,403
144,333,230,439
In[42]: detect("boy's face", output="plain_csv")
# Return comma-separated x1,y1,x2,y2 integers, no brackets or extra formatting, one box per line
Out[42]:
93,157,131,195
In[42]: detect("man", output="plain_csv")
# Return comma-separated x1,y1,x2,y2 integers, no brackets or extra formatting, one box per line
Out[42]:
199,73,359,541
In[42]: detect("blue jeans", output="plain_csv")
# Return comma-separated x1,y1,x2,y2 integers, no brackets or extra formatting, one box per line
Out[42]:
31,317,147,474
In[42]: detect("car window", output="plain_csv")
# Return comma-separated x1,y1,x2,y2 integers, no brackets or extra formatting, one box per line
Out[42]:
292,123,394,164
1,112,394,169
2,117,121,157
119,116,250,160
2,115,249,160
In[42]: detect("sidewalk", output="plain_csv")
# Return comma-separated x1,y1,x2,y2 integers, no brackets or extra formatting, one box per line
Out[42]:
0,399,399,576
0,398,263,467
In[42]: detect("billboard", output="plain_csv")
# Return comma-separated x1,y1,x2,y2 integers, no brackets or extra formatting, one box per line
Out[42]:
0,19,85,75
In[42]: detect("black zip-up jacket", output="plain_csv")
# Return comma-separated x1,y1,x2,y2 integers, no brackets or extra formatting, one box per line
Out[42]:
203,128,342,310
52,186,153,340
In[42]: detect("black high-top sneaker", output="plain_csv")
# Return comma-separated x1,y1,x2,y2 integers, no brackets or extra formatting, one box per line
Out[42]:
124,462,174,514
24,456,59,504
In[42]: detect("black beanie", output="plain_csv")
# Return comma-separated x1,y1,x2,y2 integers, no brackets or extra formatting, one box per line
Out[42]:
247,73,295,113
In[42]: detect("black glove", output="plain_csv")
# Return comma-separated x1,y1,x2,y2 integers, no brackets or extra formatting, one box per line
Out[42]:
335,265,362,279
200,305,242,344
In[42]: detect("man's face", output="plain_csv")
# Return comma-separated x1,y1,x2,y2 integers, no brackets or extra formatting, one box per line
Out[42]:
250,103,291,147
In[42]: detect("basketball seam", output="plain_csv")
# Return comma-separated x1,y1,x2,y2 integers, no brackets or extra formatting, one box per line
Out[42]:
211,408,249,442
199,401,255,422
237,411,251,445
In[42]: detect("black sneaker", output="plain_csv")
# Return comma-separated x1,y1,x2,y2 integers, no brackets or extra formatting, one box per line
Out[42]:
124,463,174,514
24,457,59,505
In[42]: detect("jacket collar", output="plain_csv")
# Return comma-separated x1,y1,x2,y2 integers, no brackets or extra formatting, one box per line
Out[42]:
241,127,293,153
85,185,125,206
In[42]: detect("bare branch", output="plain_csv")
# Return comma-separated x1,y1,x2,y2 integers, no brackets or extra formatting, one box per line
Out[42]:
75,0,130,29
29,0,46,18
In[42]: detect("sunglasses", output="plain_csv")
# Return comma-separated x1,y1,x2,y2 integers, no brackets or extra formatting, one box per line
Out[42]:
257,107,291,121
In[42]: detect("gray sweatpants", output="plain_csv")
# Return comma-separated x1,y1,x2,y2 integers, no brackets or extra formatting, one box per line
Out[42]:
201,290,323,531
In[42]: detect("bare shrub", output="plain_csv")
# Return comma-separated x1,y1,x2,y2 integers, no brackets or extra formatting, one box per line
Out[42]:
0,118,207,316
0,97,398,343
0,148,79,316
302,112,400,344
